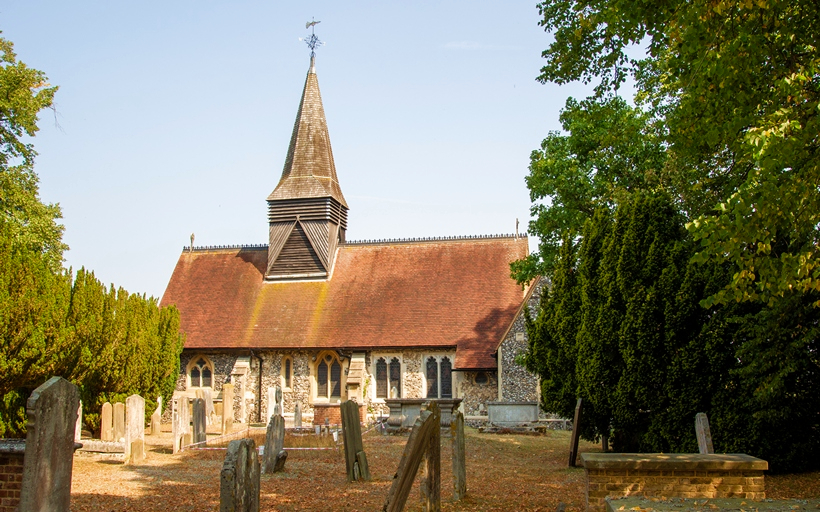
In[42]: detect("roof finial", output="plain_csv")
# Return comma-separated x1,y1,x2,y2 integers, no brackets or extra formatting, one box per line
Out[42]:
301,18,324,58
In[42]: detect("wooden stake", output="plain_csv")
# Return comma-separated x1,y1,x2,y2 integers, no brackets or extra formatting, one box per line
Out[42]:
569,398,582,467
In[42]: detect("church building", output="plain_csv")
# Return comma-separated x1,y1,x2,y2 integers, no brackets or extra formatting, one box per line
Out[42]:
160,55,542,425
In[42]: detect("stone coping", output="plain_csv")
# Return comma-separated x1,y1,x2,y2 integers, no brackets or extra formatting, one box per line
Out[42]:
607,497,820,512
0,438,26,455
486,401,538,406
581,453,768,471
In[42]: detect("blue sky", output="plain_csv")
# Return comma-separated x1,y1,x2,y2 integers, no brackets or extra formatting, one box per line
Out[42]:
2,1,594,298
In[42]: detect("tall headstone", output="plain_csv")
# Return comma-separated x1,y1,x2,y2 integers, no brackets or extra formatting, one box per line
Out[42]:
203,387,215,425
293,402,302,428
568,398,583,467
222,384,235,435
193,397,207,444
125,394,146,464
151,396,162,435
695,412,715,454
172,396,191,454
101,401,113,441
155,396,162,417
451,410,466,501
220,438,260,512
18,376,80,512
75,400,83,442
113,402,126,442
340,400,370,482
263,414,286,473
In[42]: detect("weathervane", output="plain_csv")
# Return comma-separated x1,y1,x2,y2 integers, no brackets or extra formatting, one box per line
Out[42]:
300,18,324,57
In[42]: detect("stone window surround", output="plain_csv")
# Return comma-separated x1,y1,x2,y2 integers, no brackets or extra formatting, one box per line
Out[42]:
281,355,293,391
310,350,347,405
423,353,455,399
370,353,403,401
186,355,215,389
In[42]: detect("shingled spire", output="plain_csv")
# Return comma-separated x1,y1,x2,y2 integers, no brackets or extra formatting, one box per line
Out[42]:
266,56,349,280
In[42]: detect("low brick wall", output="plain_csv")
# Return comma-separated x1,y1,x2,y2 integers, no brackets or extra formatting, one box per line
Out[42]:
312,404,364,426
0,439,25,512
581,453,768,512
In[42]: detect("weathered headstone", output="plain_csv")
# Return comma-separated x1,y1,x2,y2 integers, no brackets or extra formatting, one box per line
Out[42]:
293,402,302,428
220,438,260,512
263,414,286,473
172,396,191,453
19,376,80,512
151,396,162,435
125,394,146,464
340,400,370,482
155,396,162,416
695,412,714,454
75,400,83,442
421,401,441,511
569,398,583,467
451,410,466,501
222,383,235,435
384,401,441,512
113,402,126,442
193,397,207,444
203,387,215,425
101,401,113,441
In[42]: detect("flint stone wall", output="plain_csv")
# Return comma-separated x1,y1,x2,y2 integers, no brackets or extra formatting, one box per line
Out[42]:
498,277,544,403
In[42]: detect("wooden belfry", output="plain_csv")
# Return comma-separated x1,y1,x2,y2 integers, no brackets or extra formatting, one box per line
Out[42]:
266,52,348,280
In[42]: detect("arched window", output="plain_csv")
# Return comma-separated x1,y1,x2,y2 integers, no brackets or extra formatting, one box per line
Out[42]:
317,353,342,399
425,355,454,399
426,357,439,398
188,357,213,388
282,356,293,389
376,357,402,399
440,357,452,398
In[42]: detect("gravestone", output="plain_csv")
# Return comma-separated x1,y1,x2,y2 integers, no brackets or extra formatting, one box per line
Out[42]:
293,402,302,428
263,414,286,473
125,394,146,464
222,384,235,435
150,396,162,435
19,376,80,512
220,438,260,512
101,401,113,441
193,398,207,444
203,388,215,425
173,396,191,454
75,400,83,442
340,400,370,482
569,398,583,467
113,402,126,442
695,412,714,454
451,410,466,501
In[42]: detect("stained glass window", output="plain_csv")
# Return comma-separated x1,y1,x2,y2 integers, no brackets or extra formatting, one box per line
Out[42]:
426,357,438,398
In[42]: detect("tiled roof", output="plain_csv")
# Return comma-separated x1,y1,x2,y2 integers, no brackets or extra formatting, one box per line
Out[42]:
267,56,347,207
161,236,531,370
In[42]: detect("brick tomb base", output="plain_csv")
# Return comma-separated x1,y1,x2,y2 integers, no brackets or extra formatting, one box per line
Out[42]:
581,453,768,512
312,403,364,427
0,439,25,512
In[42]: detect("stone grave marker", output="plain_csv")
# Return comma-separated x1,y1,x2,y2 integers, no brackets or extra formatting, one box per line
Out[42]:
293,402,302,428
451,410,466,501
340,400,370,482
113,402,126,442
222,384,235,435
193,397,207,444
384,401,441,512
75,400,83,442
263,414,286,473
101,401,113,441
220,438,260,512
173,396,191,453
203,387,215,425
125,394,146,464
695,412,714,454
19,376,80,512
569,398,583,467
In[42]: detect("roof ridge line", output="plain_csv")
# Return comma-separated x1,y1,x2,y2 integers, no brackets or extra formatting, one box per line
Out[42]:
343,234,521,246
184,244,268,252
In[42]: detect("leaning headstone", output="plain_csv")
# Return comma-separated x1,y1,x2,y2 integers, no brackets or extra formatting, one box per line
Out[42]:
220,438,260,512
203,387,215,425
75,400,83,442
125,394,146,464
19,376,80,512
263,414,286,473
222,384,235,435
695,412,714,454
568,398,583,467
451,410,467,501
340,400,370,482
101,401,113,441
113,402,126,442
193,397,207,444
293,402,302,428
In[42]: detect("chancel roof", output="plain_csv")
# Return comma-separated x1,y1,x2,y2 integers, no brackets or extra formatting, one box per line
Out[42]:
268,56,347,207
161,236,531,370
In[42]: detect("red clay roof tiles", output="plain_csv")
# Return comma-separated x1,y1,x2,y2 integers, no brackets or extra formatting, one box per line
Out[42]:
161,237,530,370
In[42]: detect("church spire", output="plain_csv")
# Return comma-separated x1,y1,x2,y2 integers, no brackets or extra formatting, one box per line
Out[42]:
265,52,349,281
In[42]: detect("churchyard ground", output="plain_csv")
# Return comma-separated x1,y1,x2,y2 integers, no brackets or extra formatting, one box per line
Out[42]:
70,428,820,511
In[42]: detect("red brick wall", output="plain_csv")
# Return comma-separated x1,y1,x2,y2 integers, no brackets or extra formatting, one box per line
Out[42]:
0,453,24,512
312,403,364,426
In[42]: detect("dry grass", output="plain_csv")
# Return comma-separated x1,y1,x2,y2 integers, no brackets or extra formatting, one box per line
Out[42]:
69,428,820,511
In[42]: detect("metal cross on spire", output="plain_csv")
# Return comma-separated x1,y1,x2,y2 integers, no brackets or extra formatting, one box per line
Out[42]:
301,18,324,57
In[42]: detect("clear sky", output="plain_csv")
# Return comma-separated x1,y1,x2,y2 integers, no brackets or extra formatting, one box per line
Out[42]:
2,1,594,299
